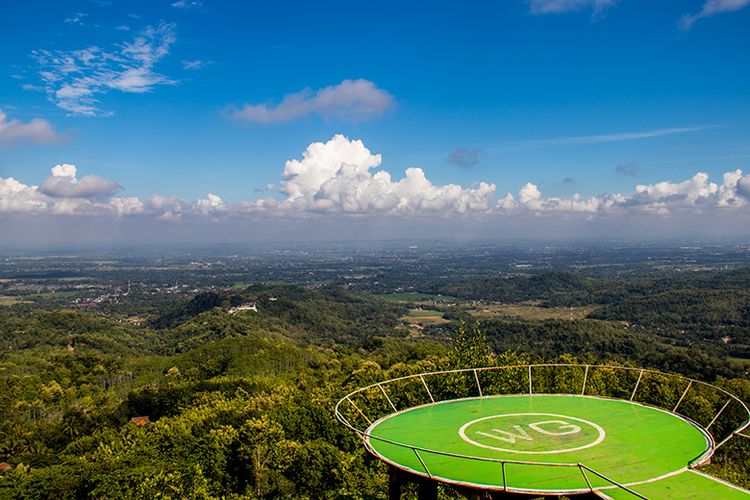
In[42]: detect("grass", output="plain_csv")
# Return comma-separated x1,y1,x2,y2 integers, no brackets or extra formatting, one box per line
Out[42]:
401,308,450,326
379,292,457,303
464,302,599,321
32,290,79,299
0,296,30,306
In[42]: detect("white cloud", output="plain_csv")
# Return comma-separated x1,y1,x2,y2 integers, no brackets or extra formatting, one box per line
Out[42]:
52,164,77,178
632,172,717,207
195,193,225,215
679,0,750,30
0,110,61,146
496,170,748,217
21,83,44,92
499,126,712,149
266,135,495,215
737,175,750,201
110,196,145,215
227,79,394,125
528,0,617,15
64,13,87,26
33,23,177,116
2,138,750,226
172,0,202,9
499,182,622,214
0,177,49,214
182,59,207,70
40,164,121,198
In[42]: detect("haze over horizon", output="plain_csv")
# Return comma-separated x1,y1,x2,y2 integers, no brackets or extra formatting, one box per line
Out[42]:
2,0,750,244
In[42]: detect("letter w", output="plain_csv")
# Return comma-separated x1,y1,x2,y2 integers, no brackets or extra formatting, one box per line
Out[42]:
476,426,533,444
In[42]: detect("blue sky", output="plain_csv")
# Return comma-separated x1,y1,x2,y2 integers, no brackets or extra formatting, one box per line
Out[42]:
1,0,750,242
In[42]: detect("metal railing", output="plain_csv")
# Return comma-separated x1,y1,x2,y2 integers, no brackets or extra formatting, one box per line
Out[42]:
335,363,750,497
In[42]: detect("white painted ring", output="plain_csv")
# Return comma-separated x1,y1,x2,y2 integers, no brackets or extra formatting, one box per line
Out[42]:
458,412,607,455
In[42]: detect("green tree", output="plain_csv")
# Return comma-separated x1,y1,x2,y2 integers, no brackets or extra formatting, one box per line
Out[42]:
449,321,492,369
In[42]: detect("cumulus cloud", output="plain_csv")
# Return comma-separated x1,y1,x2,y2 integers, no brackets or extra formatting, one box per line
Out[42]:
3,138,750,226
39,164,121,198
33,23,177,116
495,170,749,217
0,110,61,146
227,79,394,125
449,148,482,168
679,0,750,30
110,196,145,216
0,177,49,214
737,174,750,201
528,0,617,15
265,135,495,215
195,193,225,215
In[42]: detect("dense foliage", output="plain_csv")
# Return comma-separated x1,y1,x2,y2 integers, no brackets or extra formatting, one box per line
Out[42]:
1,272,749,498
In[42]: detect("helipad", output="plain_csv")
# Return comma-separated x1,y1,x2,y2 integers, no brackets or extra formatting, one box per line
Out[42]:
367,394,713,494
337,364,750,498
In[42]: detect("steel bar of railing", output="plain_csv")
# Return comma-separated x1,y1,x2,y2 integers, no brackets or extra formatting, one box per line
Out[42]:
501,462,507,491
346,396,372,426
413,449,431,478
630,369,644,401
378,383,397,412
419,374,435,403
580,465,649,499
707,399,732,430
581,365,589,396
674,380,692,412
473,369,483,398
578,464,594,493
528,365,533,395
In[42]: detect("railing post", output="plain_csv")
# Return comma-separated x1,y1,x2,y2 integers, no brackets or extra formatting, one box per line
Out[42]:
412,448,431,478
501,462,507,491
581,365,589,396
707,399,732,430
528,365,533,395
580,464,648,499
378,383,398,412
674,380,692,412
630,370,644,401
474,369,483,398
714,431,740,451
346,396,372,426
419,374,435,404
578,464,594,492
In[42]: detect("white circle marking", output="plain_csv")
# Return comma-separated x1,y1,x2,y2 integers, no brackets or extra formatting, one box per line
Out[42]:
458,412,606,454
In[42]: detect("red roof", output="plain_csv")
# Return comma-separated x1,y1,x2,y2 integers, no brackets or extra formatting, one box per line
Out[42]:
130,416,150,425
0,462,12,471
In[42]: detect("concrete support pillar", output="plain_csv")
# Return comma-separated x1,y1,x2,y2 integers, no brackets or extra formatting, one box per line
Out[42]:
389,466,403,500
417,477,438,500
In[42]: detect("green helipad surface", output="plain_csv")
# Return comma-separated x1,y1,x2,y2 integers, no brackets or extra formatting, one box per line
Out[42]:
603,470,750,499
367,394,722,495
